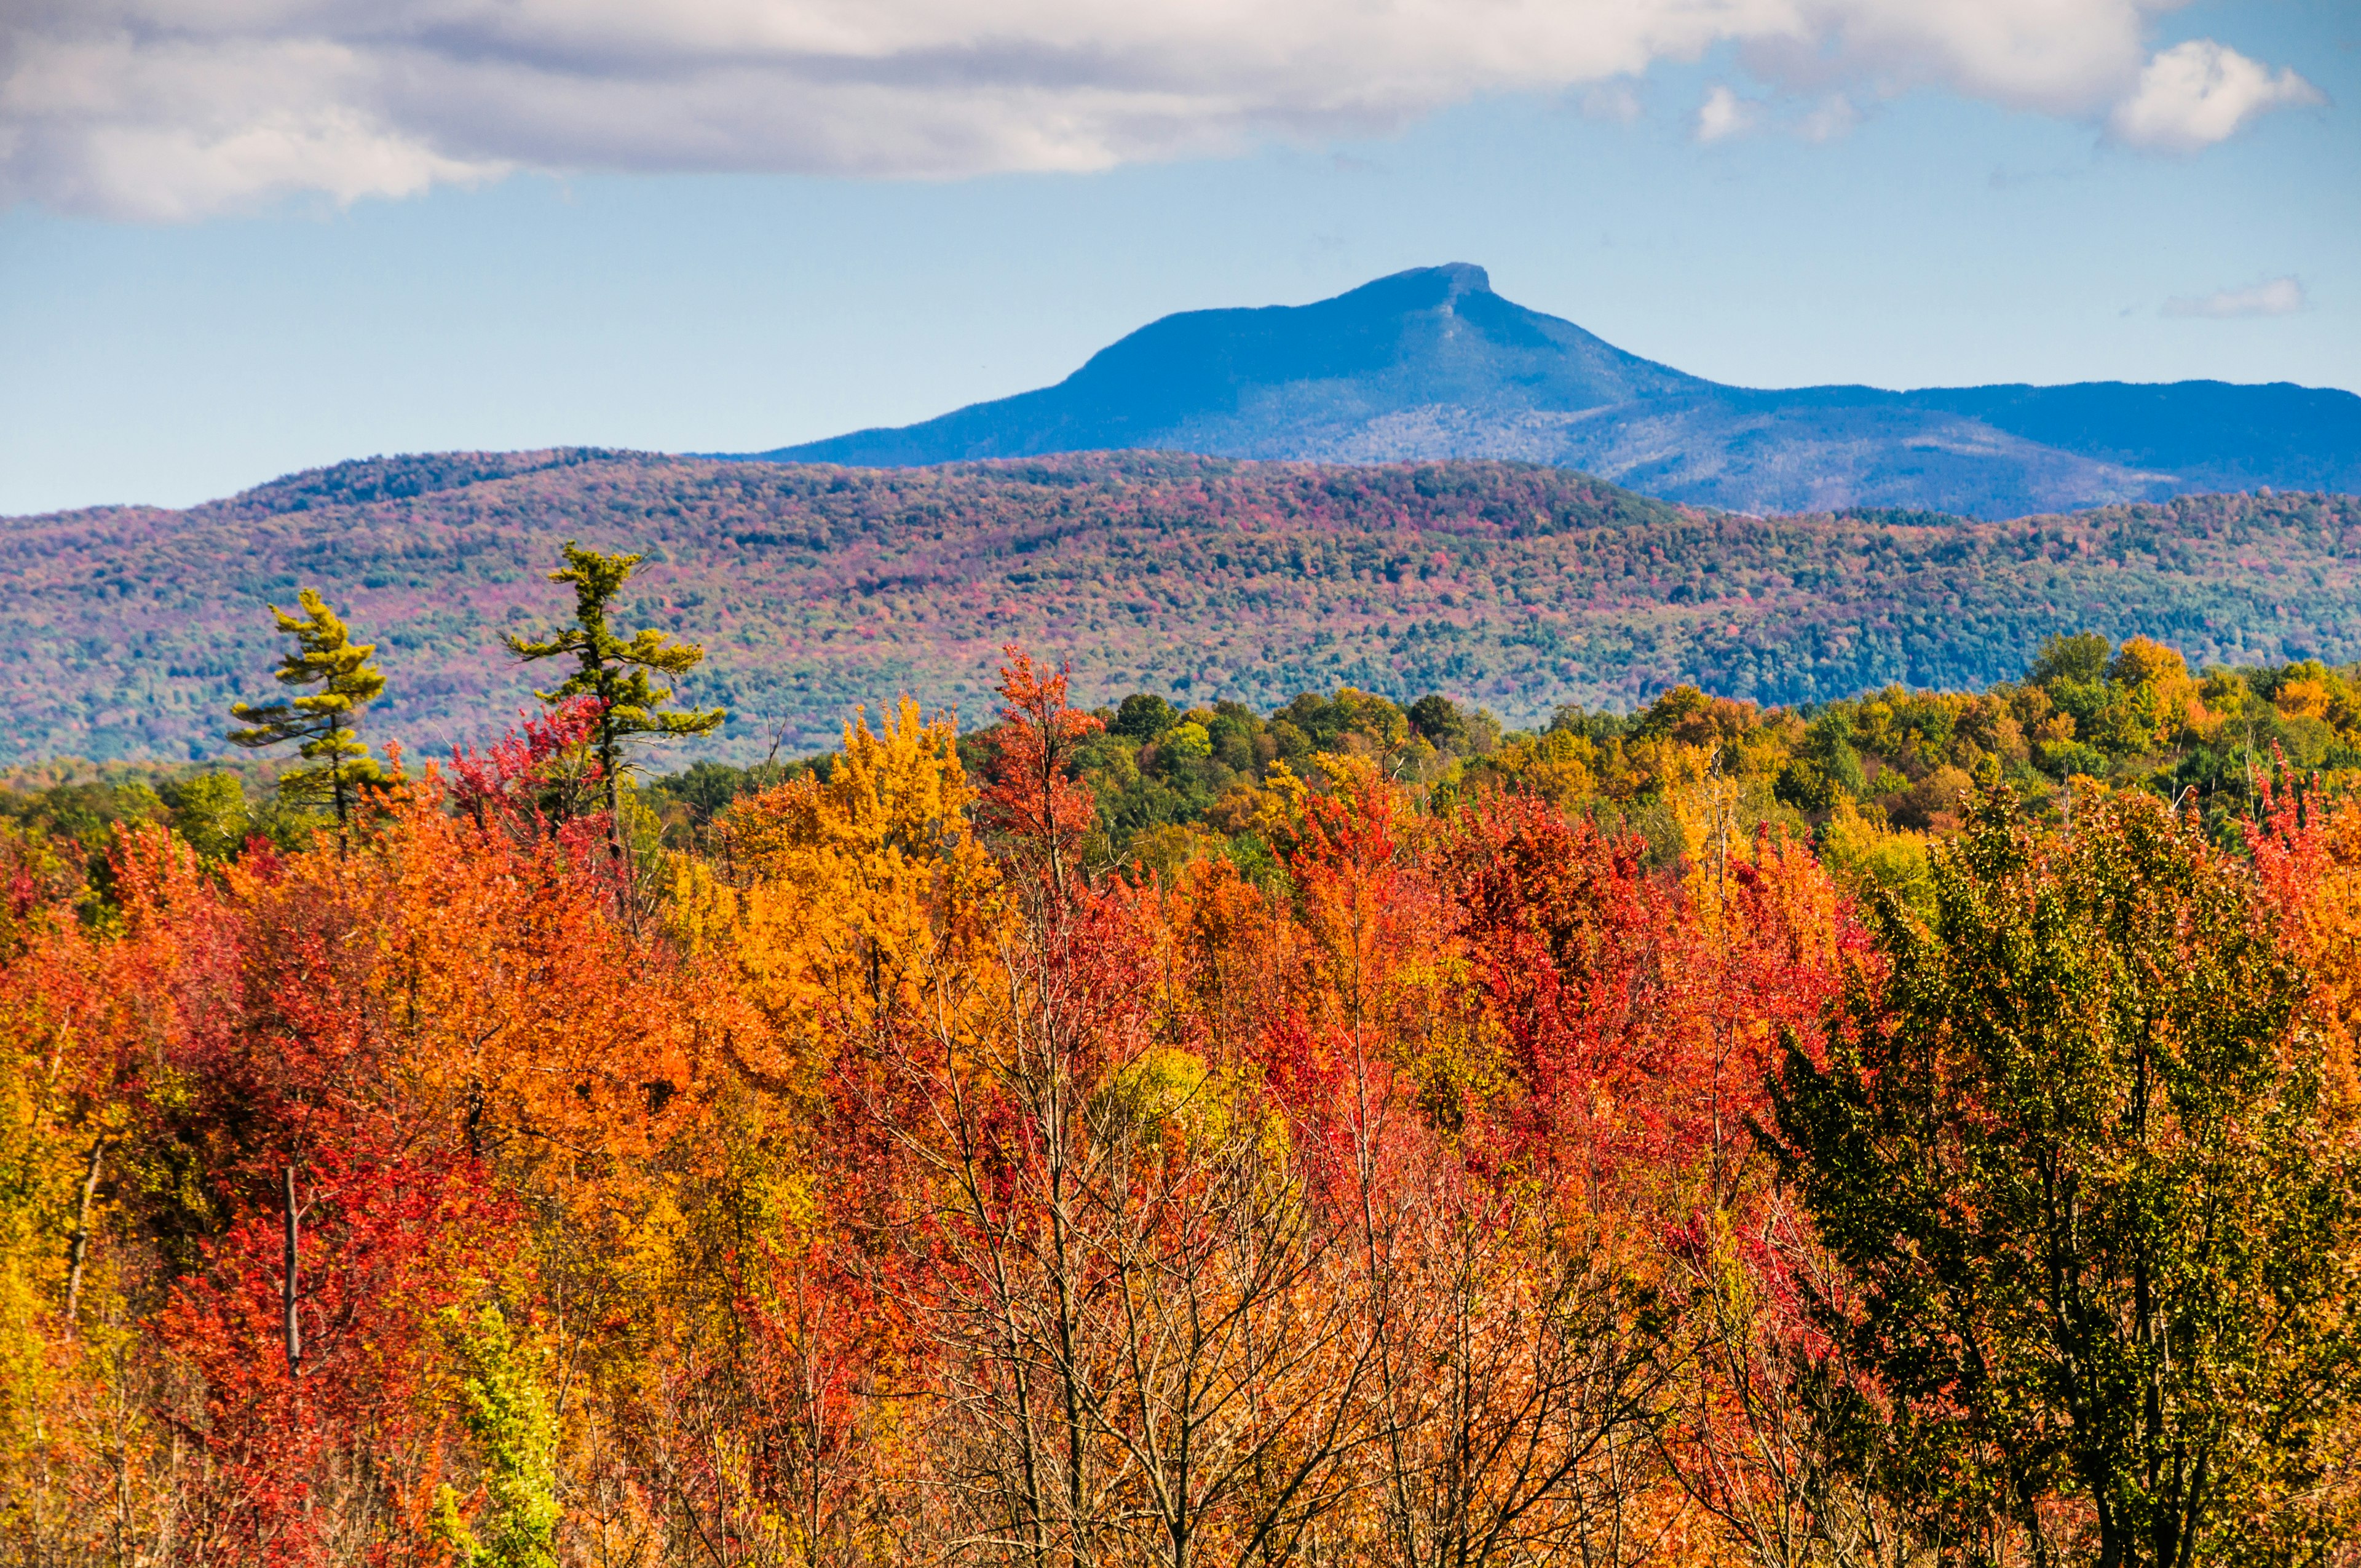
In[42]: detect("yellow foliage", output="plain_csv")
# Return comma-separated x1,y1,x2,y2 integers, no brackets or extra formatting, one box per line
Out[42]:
2277,675,2333,722
1204,759,1312,850
2101,636,2210,746
1617,737,1717,803
1668,769,1748,934
2108,636,2188,687
705,698,1002,1094
1815,799,1934,913
1487,729,1599,807
0,1013,92,1466
1125,822,1228,882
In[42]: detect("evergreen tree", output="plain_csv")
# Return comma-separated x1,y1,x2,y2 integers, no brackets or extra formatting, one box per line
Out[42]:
227,588,387,843
505,542,725,871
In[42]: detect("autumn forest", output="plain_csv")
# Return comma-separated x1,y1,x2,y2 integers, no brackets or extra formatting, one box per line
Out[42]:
2,539,2358,1568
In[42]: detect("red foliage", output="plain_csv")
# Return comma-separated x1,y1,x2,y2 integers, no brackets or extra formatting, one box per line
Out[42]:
154,1144,510,1567
979,644,1104,894
1433,797,1865,1211
1433,793,1681,1186
2241,756,2326,923
446,694,607,845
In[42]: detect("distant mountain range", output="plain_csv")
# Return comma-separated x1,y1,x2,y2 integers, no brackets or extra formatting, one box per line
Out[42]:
749,264,2361,519
7,450,2360,764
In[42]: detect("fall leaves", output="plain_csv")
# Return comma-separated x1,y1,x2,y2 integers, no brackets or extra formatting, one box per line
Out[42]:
1,654,2357,1567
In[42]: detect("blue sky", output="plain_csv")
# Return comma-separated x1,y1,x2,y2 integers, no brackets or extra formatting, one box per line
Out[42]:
1,0,2352,515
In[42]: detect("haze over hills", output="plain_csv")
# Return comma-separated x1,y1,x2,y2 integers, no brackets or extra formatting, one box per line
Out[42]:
6,449,2360,766
754,265,2361,520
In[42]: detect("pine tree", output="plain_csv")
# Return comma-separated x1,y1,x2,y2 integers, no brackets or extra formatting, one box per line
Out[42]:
227,588,387,844
505,542,725,873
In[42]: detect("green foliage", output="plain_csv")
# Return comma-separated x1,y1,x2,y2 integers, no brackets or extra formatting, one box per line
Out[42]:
1161,720,1212,762
433,1304,560,1568
0,776,163,857
1832,505,1978,528
2029,630,2113,687
226,588,387,834
505,542,726,791
1812,800,1934,912
1769,786,2360,1565
159,772,250,861
1060,683,1476,872
979,628,2361,892
1112,693,1179,740
639,757,804,849
1406,694,1468,747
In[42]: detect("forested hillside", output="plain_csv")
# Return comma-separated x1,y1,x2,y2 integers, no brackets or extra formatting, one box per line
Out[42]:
6,449,2359,767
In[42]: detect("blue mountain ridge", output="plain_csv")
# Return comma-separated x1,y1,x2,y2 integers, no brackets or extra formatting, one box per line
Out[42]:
743,263,2361,520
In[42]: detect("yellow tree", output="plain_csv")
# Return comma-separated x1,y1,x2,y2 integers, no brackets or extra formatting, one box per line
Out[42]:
652,698,1002,1563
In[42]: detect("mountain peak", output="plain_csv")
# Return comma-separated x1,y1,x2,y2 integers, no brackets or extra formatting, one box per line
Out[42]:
1331,261,1495,314
1422,261,1491,296
748,267,2361,516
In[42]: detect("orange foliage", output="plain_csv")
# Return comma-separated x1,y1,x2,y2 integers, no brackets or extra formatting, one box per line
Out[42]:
14,657,2335,1568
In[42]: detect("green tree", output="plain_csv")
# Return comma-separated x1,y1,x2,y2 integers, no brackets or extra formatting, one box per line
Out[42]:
227,589,386,843
2028,632,2113,689
1405,692,1468,749
433,1305,560,1568
161,772,251,861
505,543,725,869
1768,785,2359,1566
1111,692,1178,740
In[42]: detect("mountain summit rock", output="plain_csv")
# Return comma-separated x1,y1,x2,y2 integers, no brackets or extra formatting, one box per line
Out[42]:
751,264,2361,518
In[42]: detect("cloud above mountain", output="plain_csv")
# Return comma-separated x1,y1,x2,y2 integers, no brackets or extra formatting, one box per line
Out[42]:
0,0,2326,220
2162,276,2308,319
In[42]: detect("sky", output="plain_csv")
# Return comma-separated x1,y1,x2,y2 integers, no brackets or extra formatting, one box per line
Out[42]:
1,0,2354,516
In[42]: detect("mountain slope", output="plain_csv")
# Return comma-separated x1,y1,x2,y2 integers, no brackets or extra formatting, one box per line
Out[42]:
6,450,2361,766
753,265,2361,518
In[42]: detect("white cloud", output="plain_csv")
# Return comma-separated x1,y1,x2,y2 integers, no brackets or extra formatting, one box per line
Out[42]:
2106,38,2323,153
2108,39,2323,152
2161,276,2309,319
0,0,2330,220
1695,85,1761,143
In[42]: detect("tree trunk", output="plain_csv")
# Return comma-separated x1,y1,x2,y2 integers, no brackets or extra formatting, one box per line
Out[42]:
62,1138,105,1337
331,713,352,856
605,740,627,869
283,1164,301,1372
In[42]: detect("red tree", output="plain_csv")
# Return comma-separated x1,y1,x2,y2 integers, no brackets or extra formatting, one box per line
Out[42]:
980,646,1103,899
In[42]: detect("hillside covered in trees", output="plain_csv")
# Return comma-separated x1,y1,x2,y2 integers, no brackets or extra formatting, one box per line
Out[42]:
6,448,2360,766
2,543,2358,1565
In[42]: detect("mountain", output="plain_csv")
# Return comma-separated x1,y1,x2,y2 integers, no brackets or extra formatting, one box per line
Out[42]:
6,449,2360,766
751,264,2361,519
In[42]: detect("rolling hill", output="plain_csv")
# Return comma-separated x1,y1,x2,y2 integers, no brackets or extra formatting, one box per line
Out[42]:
5,449,2360,767
752,264,2361,519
